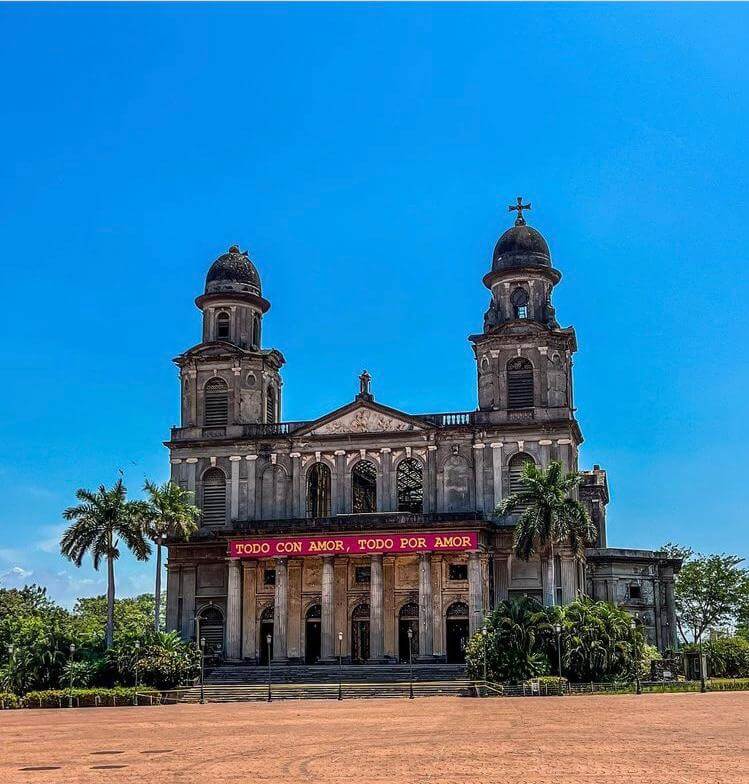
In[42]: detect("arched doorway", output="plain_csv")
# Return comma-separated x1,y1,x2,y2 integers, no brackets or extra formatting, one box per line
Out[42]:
398,602,419,662
305,604,322,664
259,605,274,664
197,605,225,660
350,603,370,663
445,601,470,664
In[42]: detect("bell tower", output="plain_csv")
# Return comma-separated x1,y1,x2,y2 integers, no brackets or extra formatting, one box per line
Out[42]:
470,199,577,424
175,246,285,430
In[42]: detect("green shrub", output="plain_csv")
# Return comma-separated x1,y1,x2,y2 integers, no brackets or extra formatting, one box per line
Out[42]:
0,692,20,709
21,687,161,708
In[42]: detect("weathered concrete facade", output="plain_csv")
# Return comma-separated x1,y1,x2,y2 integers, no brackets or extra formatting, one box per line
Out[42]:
165,211,679,663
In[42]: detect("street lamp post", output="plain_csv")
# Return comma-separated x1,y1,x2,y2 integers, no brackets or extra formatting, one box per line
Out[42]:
553,622,563,694
199,637,206,704
407,627,414,699
337,631,343,701
266,633,273,702
698,636,707,693
630,618,642,695
481,626,488,696
68,643,76,708
133,641,140,706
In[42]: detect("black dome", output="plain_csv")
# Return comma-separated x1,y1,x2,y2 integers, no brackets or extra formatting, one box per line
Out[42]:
205,246,261,296
492,223,551,272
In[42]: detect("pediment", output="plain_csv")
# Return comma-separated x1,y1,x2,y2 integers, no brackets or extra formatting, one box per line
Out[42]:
298,402,427,437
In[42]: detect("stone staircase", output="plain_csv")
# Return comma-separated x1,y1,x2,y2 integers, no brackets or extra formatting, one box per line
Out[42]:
204,663,466,685
174,680,476,703
168,663,472,703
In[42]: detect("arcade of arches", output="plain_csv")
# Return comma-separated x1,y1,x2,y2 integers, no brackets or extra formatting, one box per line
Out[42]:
186,549,491,665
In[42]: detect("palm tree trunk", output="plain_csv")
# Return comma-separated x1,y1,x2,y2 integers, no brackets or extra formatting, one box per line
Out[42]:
106,555,115,649
154,538,163,632
546,540,556,607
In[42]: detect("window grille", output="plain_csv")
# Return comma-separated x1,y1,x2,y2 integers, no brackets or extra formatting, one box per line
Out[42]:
507,357,534,409
204,378,229,426
266,386,276,424
202,469,226,527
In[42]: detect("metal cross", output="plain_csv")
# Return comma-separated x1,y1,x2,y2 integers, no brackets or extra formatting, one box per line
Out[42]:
508,196,531,225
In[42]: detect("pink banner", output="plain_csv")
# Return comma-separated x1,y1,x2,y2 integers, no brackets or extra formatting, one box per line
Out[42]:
229,531,478,559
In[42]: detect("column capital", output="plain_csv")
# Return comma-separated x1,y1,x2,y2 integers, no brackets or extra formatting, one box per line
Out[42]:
472,443,486,450
245,454,258,461
170,458,183,464
539,440,552,446
380,447,392,454
490,442,503,449
289,452,301,459
334,449,346,456
185,457,198,464
229,455,242,462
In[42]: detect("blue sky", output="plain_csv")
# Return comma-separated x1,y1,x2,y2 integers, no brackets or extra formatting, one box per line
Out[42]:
0,3,747,606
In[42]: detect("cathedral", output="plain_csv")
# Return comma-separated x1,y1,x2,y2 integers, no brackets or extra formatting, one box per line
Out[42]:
164,200,680,666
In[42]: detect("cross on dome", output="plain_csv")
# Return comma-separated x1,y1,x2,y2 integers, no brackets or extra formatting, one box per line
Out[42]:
508,196,531,226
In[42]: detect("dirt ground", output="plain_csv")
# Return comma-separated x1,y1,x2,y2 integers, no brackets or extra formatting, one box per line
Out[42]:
1,692,747,784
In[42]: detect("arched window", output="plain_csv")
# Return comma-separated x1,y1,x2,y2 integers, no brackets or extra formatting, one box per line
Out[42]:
508,452,535,506
306,462,331,518
507,357,534,409
216,311,230,340
252,314,261,348
397,458,423,513
352,460,377,513
202,468,227,526
204,378,229,426
266,386,276,424
510,287,529,319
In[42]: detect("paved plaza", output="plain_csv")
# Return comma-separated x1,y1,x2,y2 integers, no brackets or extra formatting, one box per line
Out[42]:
1,693,747,783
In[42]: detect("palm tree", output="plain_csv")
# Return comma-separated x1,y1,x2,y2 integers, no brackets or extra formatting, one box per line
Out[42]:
496,460,595,607
142,480,201,631
61,479,151,648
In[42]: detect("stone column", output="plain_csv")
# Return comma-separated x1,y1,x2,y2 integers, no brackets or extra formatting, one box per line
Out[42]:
431,555,444,659
418,553,434,659
287,559,302,662
664,571,677,649
180,565,196,640
334,450,347,514
321,556,335,661
290,453,302,517
494,552,510,603
467,552,483,637
272,557,289,662
425,445,438,513
369,554,385,661
166,564,180,632
380,449,392,510
229,456,241,521
333,558,348,657
561,556,577,604
226,558,242,660
383,556,397,660
473,443,485,513
245,455,257,519
241,561,257,661
539,440,552,468
185,458,197,494
490,443,503,509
